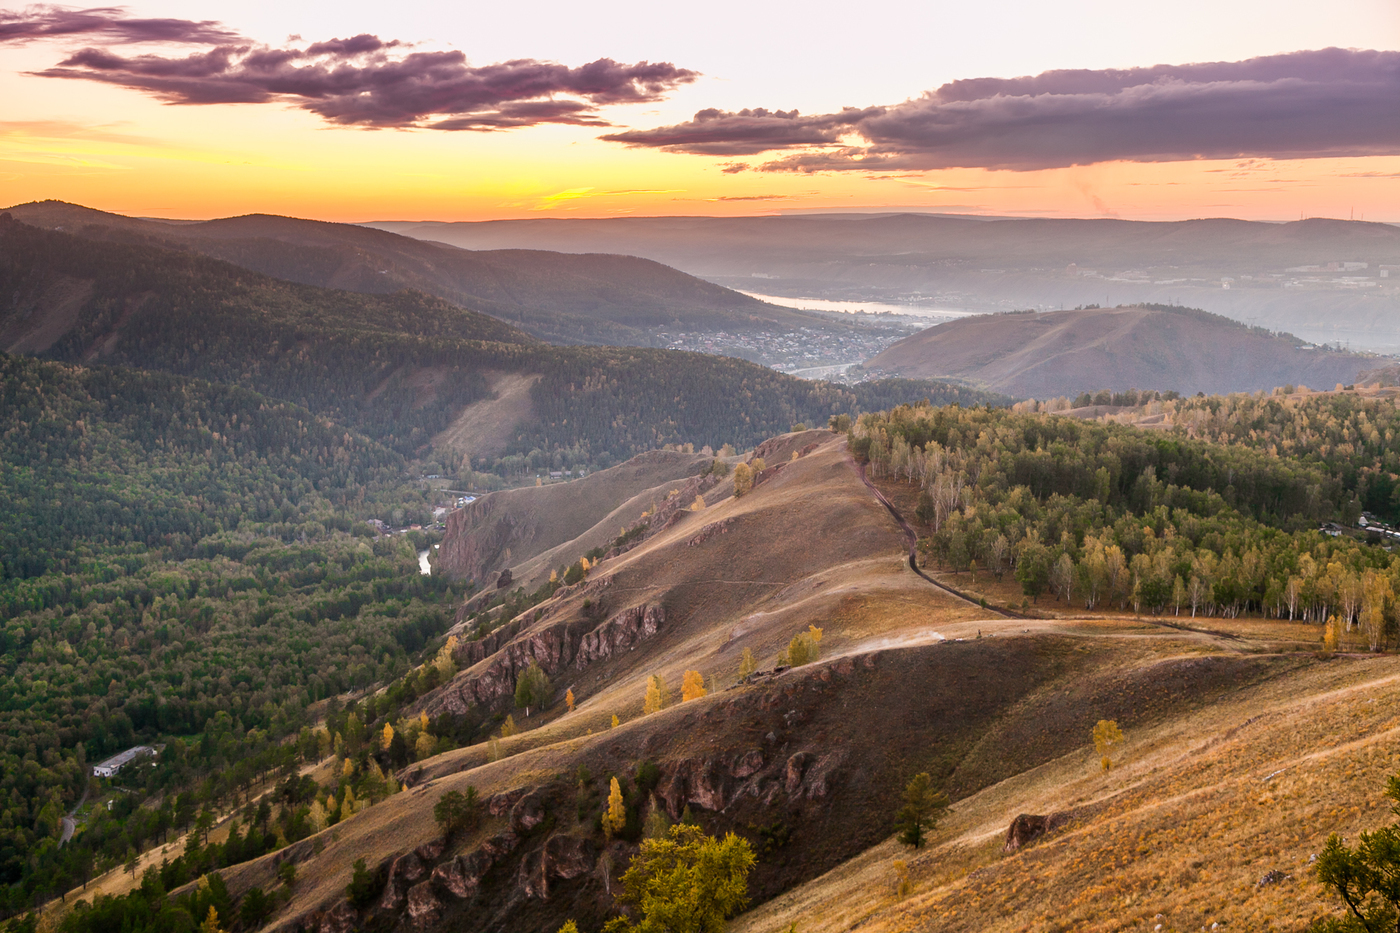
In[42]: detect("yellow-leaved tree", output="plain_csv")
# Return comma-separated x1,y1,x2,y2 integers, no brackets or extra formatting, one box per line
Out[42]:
381,722,394,751
643,675,668,714
732,463,754,497
788,625,824,666
1093,719,1124,772
681,670,707,702
604,777,627,839
738,648,755,679
566,688,576,712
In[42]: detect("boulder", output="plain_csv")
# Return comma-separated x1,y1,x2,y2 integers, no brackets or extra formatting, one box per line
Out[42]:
405,881,443,927
1003,813,1072,853
510,791,547,833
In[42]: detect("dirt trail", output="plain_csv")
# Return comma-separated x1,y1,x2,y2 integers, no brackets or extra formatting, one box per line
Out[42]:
850,456,1021,619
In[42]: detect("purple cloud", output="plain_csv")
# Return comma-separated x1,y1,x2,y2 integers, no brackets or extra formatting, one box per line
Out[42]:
604,48,1400,171
0,4,239,44
11,6,698,131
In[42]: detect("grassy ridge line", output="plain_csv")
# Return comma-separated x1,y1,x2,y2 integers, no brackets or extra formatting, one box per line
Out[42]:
4,200,847,347
1,217,1008,469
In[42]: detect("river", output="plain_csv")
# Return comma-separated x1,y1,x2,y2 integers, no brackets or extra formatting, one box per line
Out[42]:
738,291,974,321
418,549,431,575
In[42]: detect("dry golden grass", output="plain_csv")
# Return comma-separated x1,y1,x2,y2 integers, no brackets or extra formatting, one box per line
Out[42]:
732,654,1400,933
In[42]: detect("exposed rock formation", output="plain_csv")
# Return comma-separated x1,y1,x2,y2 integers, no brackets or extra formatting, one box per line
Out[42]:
423,603,665,718
1002,812,1074,853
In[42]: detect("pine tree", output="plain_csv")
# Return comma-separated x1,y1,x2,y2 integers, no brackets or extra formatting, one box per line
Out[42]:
895,773,948,849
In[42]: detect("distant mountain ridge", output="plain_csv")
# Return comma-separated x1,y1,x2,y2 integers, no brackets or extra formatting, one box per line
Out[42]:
369,213,1400,350
865,305,1375,397
2,201,840,346
0,215,997,467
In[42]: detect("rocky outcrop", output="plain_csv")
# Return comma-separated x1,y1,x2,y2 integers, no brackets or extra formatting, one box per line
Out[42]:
438,502,520,583
687,518,735,548
1003,812,1074,853
379,850,426,911
315,902,357,933
428,832,520,899
520,834,595,900
576,604,663,666
425,602,665,717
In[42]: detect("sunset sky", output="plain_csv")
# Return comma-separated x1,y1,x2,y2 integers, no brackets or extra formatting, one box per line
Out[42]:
1,0,1398,222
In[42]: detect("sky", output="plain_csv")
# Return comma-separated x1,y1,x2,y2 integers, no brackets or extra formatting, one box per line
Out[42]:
1,0,1398,222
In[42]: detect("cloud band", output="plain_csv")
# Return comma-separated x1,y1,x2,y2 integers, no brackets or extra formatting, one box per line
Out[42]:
602,48,1400,171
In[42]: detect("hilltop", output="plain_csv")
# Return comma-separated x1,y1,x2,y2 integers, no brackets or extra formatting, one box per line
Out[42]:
2,201,846,347
864,305,1373,397
371,213,1400,350
0,215,997,469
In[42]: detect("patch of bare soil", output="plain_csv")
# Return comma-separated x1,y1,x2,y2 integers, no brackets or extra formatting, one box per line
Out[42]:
432,372,540,457
2,276,91,353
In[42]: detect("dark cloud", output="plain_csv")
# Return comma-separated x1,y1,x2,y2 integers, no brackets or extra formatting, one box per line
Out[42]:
604,48,1400,171
0,5,239,44
601,107,878,155
13,6,698,131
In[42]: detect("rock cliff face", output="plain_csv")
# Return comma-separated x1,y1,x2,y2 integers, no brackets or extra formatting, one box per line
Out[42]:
422,602,665,718
297,655,882,933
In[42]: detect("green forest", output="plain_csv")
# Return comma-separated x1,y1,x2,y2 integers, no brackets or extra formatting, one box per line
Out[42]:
852,399,1400,640
0,354,474,916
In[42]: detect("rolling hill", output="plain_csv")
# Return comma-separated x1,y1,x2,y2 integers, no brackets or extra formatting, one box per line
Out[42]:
72,425,1383,933
863,305,1375,397
371,212,1400,351
0,215,997,468
2,201,844,346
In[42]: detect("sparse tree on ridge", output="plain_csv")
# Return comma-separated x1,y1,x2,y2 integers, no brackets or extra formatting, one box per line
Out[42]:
681,670,707,702
604,777,626,839
1093,720,1124,772
515,660,551,716
895,773,948,850
733,462,754,497
602,824,755,933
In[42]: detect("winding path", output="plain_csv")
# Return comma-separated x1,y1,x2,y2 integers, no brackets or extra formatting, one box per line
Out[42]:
59,784,88,846
851,457,1021,619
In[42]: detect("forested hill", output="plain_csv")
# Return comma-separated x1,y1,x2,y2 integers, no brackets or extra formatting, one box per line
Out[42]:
3,201,839,346
0,352,407,582
0,352,469,911
0,218,1004,470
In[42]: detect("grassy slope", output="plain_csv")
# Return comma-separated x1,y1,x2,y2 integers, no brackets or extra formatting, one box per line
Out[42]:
734,650,1399,933
865,306,1372,398
171,434,1362,933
